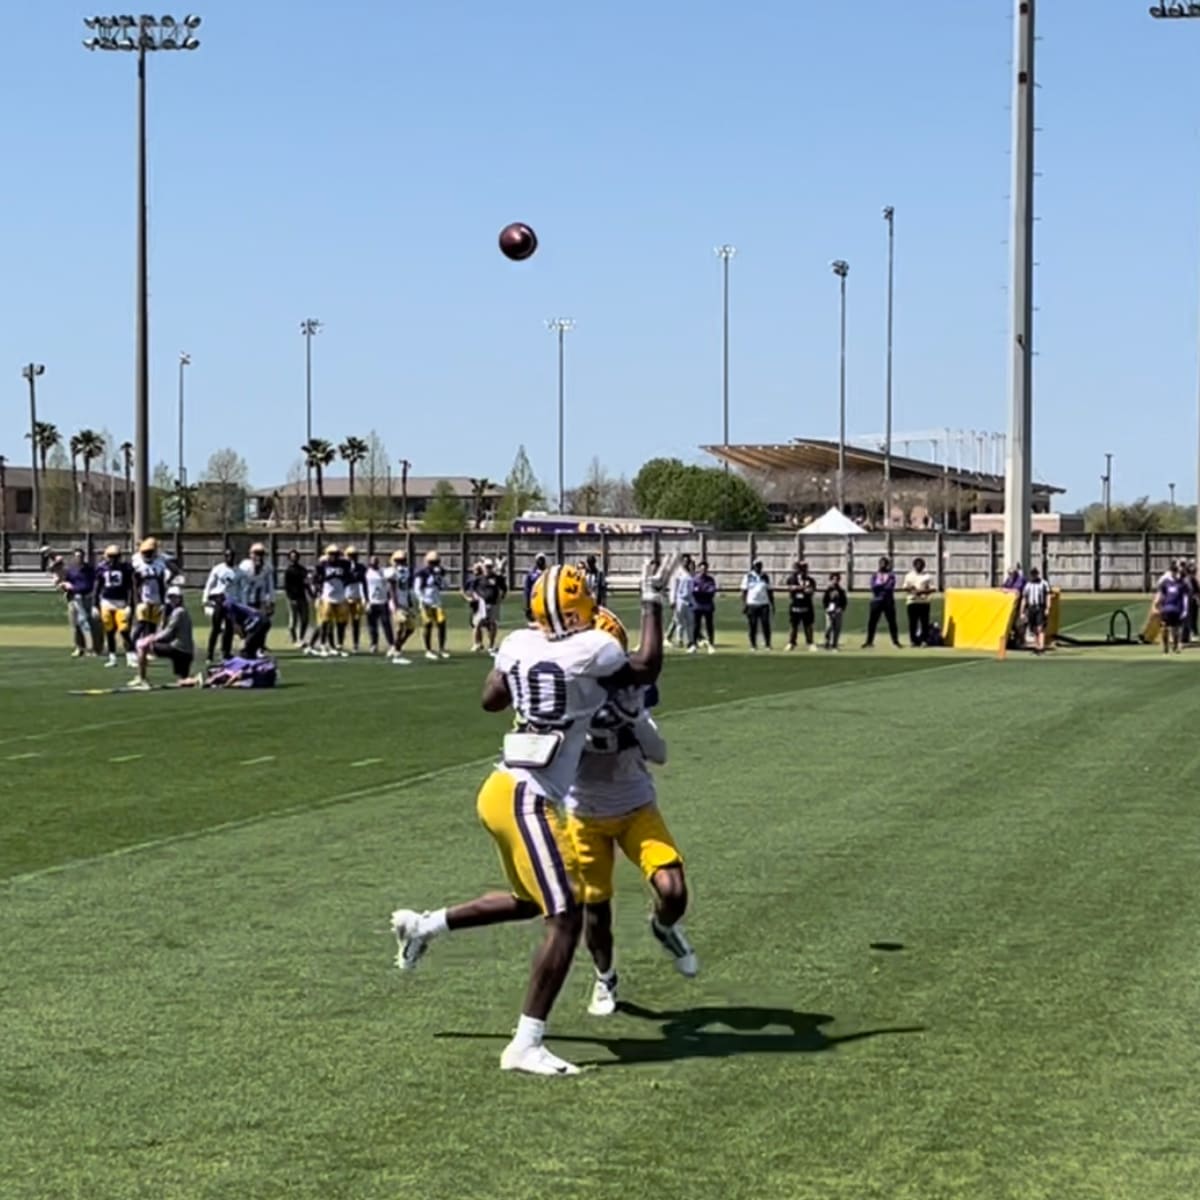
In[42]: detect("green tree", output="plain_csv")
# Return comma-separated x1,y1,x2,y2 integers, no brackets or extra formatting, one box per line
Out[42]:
203,448,250,536
301,438,336,531
29,421,60,480
339,436,369,498
632,457,686,516
343,431,391,533
494,446,544,530
68,433,83,525
42,444,72,529
152,460,175,529
76,429,105,530
421,479,467,533
568,457,617,516
467,477,496,530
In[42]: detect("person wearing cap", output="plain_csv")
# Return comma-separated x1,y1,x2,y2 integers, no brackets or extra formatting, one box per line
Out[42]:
130,585,195,689
239,542,275,641
283,549,312,645
583,553,607,608
343,546,368,653
692,560,718,652
386,549,416,665
59,547,98,658
471,557,508,654
93,544,135,668
740,558,774,651
202,547,244,663
130,535,171,648
414,549,449,660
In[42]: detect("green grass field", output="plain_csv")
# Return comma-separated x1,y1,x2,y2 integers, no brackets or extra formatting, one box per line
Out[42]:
3,589,1198,1200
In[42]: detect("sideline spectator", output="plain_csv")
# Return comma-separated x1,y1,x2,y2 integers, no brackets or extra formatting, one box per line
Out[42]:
473,559,507,654
1002,563,1026,593
583,554,607,607
60,548,97,657
283,550,311,645
741,558,774,651
823,572,848,652
692,560,717,652
863,556,902,649
523,553,547,621
1021,567,1051,656
202,548,242,663
670,556,697,652
1183,560,1198,644
365,554,395,654
902,557,935,647
784,559,817,652
1154,563,1186,656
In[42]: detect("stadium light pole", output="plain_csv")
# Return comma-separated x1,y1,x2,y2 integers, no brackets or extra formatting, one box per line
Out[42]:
1149,3,1200,564
547,318,574,512
398,457,410,528
1004,0,1035,574
177,352,190,488
300,318,322,527
882,208,895,526
1170,480,1177,510
831,260,850,512
85,15,201,543
714,246,736,457
21,363,45,536
1103,452,1113,528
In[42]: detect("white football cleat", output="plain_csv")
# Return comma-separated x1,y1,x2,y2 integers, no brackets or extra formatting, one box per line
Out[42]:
650,917,699,978
391,655,412,666
391,908,431,971
588,973,619,1017
104,654,118,668
439,651,451,660
125,652,138,668
424,650,439,661
500,1041,580,1076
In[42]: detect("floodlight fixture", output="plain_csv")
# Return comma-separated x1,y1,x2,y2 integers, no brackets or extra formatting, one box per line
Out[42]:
831,259,849,277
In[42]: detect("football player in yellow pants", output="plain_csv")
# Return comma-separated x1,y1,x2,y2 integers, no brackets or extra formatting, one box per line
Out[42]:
564,609,696,1017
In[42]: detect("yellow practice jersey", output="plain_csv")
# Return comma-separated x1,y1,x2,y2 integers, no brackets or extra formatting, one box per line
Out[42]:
493,626,627,802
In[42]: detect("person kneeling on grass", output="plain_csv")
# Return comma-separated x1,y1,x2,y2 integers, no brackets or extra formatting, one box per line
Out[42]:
130,586,195,689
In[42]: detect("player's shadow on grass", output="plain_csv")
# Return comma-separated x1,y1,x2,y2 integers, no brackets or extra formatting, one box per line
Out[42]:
438,1002,924,1068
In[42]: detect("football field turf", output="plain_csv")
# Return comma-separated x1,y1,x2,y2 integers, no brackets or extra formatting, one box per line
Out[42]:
2,590,1198,1199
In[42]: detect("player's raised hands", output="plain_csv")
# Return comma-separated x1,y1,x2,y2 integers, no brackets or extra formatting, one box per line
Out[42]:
641,554,680,604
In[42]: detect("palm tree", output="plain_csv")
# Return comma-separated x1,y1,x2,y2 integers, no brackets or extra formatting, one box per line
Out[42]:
76,429,105,531
468,477,495,530
339,436,369,499
119,442,133,531
69,433,83,526
28,422,60,480
301,438,336,531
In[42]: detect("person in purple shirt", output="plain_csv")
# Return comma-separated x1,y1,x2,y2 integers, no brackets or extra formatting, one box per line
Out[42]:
1003,563,1026,593
219,594,272,659
523,554,547,622
691,560,717,652
863,556,902,649
58,548,97,657
1155,564,1187,656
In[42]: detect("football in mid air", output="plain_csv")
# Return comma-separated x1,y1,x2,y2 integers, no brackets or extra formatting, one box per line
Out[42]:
498,222,538,261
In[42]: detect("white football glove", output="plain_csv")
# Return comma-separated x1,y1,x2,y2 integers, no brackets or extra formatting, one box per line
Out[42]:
641,554,680,605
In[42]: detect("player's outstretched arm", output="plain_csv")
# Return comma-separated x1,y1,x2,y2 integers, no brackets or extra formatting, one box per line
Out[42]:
622,554,678,686
481,669,512,712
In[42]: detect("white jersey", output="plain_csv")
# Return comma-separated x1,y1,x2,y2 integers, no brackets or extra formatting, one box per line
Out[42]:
240,560,275,609
565,686,662,818
365,567,389,607
671,571,695,607
494,626,628,802
131,553,170,607
387,565,412,609
203,562,243,603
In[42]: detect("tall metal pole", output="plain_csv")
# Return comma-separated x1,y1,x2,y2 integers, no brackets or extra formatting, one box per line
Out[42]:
546,318,574,512
1104,452,1113,527
882,208,895,527
134,44,150,541
1004,0,1035,572
85,15,201,542
714,246,736,456
177,352,190,488
300,318,321,528
22,364,44,537
399,458,410,529
1148,5,1200,562
831,260,849,512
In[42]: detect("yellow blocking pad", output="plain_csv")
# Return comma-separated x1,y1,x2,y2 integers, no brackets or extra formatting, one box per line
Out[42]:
943,589,1019,651
1142,604,1161,644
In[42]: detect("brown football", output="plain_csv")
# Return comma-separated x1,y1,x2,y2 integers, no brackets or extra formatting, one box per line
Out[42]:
498,222,538,261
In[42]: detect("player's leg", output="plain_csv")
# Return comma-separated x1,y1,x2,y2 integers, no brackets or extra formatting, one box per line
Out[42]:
351,602,362,652
803,611,815,648
206,605,223,662
566,814,620,1015
787,610,800,650
422,608,436,658
886,599,901,646
618,805,697,977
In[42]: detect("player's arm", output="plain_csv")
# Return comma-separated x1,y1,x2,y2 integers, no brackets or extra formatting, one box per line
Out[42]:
481,668,511,712
602,555,676,689
633,714,667,765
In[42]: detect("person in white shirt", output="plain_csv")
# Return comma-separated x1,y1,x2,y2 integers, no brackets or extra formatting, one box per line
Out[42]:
670,555,697,652
902,556,936,647
201,548,244,663
238,542,275,653
364,555,395,655
740,559,774,651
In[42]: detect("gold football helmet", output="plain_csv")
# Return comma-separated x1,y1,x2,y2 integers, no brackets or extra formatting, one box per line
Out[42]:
592,606,628,651
530,563,596,639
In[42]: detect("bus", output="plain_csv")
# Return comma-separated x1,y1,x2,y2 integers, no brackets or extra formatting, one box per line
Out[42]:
512,512,695,536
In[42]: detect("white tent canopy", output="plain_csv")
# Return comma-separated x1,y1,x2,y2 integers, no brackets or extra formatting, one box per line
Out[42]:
802,507,864,536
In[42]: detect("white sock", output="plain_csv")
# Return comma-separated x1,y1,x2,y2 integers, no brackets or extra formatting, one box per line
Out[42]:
512,1014,545,1049
417,908,449,938
596,967,617,986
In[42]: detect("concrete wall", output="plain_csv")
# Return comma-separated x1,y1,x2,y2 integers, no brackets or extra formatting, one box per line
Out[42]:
0,528,1193,593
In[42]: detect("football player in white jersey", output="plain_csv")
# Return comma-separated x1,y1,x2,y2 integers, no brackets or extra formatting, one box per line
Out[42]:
239,543,275,619
391,556,675,1076
565,607,696,1019
386,550,415,665
202,548,244,663
130,536,171,657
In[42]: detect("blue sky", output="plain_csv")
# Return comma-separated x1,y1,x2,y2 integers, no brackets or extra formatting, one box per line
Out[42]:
2,0,1198,508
